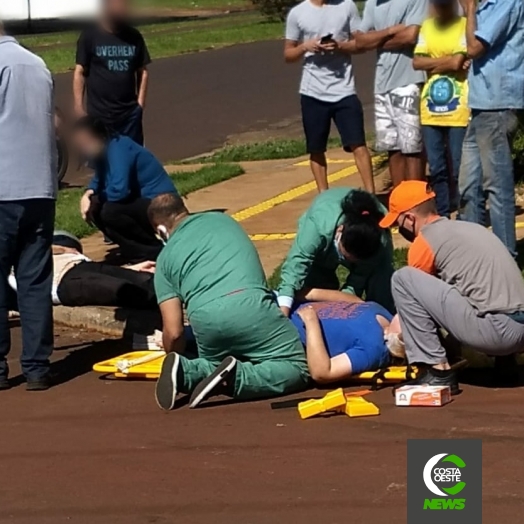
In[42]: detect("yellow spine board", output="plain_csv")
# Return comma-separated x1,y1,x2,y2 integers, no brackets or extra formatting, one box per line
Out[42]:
338,396,380,418
93,351,165,376
298,388,347,420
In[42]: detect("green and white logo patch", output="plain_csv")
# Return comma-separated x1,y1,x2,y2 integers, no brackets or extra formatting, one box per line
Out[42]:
408,440,482,524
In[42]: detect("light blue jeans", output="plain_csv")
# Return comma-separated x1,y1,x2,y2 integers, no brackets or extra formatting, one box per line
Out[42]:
458,110,519,258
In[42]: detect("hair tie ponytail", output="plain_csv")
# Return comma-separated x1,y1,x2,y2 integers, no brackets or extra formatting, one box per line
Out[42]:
339,189,384,261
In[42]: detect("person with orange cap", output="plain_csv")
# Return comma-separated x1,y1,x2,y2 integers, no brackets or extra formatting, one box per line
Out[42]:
381,181,524,392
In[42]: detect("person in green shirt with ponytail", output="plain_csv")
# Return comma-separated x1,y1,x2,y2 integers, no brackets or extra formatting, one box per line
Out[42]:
277,188,395,315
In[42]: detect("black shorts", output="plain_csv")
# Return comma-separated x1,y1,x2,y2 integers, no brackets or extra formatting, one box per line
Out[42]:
301,94,366,154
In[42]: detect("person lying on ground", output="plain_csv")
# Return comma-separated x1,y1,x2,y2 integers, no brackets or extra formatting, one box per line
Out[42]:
8,231,157,310
74,116,177,263
380,181,524,394
277,188,395,316
293,301,404,384
149,193,309,411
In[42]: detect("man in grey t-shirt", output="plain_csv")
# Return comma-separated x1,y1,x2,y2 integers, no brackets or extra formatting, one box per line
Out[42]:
356,0,427,186
285,0,375,193
0,24,57,391
381,181,524,393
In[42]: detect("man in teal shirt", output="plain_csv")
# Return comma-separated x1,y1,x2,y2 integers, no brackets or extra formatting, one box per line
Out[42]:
277,188,395,314
150,193,309,411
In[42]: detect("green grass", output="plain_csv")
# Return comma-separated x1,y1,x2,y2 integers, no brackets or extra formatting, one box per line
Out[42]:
267,247,410,290
55,188,98,240
172,162,245,194
55,162,244,238
144,17,282,61
190,137,342,164
20,13,283,74
140,0,250,9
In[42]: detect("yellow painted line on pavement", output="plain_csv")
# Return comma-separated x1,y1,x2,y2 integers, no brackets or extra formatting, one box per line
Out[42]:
250,222,524,242
294,158,356,167
232,164,360,222
249,233,296,241
249,222,524,242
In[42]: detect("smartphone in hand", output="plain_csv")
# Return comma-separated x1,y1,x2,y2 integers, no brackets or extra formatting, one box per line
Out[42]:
320,33,334,44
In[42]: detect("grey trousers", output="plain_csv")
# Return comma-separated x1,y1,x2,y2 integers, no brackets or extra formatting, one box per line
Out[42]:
391,267,524,365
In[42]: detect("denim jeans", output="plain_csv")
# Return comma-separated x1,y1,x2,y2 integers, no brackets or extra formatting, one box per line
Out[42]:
0,199,55,379
109,105,144,146
459,110,519,257
422,125,467,217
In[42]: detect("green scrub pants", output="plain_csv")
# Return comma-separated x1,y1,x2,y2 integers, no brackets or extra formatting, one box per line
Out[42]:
179,290,310,400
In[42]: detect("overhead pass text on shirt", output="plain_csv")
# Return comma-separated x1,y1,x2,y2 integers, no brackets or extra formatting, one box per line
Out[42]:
95,45,137,71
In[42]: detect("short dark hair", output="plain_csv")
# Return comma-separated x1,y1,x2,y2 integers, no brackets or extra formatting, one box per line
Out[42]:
340,190,385,261
73,116,111,142
148,193,188,227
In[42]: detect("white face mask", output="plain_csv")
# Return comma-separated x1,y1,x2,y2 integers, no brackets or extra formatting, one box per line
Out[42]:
384,333,406,359
156,225,170,246
333,231,345,262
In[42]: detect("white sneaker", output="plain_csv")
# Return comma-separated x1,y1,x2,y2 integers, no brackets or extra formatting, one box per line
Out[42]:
155,353,180,411
189,356,237,409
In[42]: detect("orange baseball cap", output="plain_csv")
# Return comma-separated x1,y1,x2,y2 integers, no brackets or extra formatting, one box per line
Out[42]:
380,181,436,228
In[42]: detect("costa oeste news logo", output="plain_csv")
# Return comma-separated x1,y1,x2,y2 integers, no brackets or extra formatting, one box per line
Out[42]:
407,439,482,524
422,453,466,510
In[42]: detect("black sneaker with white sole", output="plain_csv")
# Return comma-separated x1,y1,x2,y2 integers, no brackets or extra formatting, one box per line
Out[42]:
189,356,237,409
155,353,181,411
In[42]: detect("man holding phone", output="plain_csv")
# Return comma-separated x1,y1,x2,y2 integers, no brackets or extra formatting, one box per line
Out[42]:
284,0,375,194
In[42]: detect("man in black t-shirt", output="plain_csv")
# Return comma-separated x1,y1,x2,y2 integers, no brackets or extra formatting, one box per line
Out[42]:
73,0,151,145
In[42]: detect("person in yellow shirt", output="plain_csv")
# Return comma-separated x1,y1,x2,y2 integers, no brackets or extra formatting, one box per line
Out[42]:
413,0,470,217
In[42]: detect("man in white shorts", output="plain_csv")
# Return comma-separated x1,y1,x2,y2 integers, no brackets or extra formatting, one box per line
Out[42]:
356,0,427,186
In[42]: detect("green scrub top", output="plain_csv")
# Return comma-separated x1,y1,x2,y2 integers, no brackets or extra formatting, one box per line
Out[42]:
155,212,269,318
277,187,395,313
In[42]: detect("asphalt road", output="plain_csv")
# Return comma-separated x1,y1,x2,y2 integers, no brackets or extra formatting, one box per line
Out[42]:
54,40,376,183
3,323,524,524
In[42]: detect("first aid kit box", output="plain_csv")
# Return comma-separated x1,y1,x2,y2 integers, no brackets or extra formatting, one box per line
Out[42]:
395,385,452,407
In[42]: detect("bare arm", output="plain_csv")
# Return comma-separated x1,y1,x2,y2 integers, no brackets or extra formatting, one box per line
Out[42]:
333,33,365,55
137,67,149,109
462,1,487,58
159,298,186,355
355,24,404,51
298,287,364,304
382,25,420,50
284,39,320,63
298,307,352,384
128,261,156,273
413,54,465,74
73,65,86,117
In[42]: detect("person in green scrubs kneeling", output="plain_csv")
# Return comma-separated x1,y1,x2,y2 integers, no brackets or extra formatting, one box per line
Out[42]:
277,188,395,315
149,193,309,411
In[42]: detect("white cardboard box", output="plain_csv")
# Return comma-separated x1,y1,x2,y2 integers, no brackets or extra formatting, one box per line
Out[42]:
395,385,452,407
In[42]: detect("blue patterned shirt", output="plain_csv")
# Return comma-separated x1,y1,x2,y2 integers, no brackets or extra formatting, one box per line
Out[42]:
468,0,524,110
